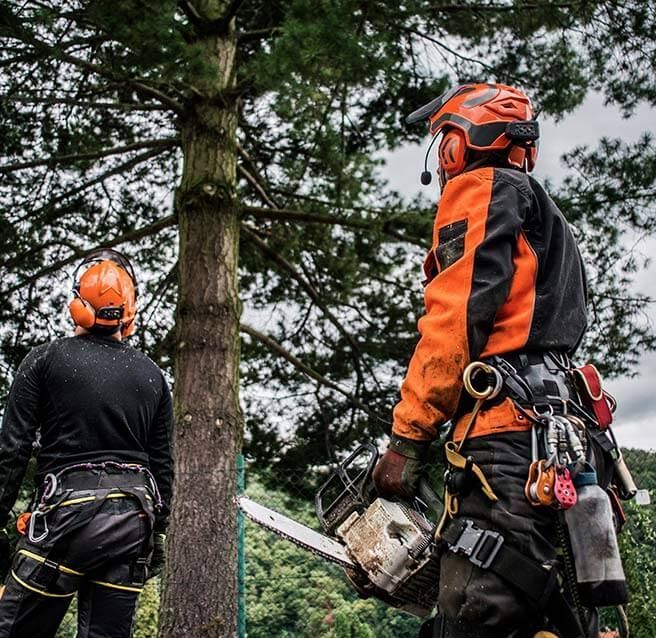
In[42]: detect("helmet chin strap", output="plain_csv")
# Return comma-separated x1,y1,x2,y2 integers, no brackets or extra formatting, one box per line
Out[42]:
438,165,449,190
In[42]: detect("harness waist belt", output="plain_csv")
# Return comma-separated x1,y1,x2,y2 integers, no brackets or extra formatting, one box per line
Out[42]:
52,470,151,495
487,351,578,409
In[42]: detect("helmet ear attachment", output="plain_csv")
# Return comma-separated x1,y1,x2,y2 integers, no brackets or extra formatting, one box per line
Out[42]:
507,145,528,170
121,318,135,338
438,129,468,178
69,292,96,329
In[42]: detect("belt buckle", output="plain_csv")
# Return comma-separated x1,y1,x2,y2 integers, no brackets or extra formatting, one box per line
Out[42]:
449,520,504,570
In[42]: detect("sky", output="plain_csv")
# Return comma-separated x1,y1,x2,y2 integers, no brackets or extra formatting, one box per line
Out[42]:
381,92,656,451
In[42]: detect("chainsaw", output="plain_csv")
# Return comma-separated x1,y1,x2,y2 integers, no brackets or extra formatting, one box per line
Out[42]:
237,443,444,617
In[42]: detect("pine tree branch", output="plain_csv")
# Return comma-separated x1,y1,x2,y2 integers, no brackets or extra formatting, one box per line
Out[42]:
241,223,367,392
1,137,179,173
237,27,281,42
240,323,385,423
0,7,184,114
139,261,179,328
435,2,575,11
236,142,281,207
1,94,171,111
2,215,177,296
237,165,278,209
28,146,173,221
0,238,79,270
404,26,502,76
243,205,371,228
242,205,429,248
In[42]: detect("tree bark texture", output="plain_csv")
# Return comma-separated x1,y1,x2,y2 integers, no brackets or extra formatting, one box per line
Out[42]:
159,5,241,637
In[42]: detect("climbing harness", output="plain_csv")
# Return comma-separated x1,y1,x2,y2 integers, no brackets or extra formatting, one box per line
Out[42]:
26,461,162,544
9,460,160,600
437,353,633,637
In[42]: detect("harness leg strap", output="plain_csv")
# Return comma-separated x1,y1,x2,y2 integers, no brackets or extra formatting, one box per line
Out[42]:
442,518,586,638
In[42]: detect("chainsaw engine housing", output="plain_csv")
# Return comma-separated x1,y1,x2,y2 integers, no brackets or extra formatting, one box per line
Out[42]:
335,497,440,617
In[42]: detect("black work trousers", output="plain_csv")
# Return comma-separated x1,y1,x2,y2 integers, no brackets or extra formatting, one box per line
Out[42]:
0,496,150,638
436,431,599,638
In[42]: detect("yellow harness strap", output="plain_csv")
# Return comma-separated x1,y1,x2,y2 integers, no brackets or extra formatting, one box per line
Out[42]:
444,442,498,503
435,361,502,540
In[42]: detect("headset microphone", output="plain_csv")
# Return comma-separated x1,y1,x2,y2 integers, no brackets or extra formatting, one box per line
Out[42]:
419,133,440,186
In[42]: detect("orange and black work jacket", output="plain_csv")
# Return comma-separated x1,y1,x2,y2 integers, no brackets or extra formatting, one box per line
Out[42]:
392,166,587,443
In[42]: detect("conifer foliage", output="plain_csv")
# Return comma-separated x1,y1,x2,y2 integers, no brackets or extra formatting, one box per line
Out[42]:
1,2,656,635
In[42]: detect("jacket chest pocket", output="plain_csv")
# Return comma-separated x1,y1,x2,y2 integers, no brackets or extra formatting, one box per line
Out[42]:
436,219,467,272
423,219,468,286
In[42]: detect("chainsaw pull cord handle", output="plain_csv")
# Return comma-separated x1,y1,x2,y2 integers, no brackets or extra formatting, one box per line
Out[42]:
436,362,502,540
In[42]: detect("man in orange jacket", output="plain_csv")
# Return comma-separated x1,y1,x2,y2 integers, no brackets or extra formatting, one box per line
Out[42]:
372,84,600,637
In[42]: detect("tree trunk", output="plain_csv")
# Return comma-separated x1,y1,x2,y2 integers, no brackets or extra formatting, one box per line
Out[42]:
159,5,240,637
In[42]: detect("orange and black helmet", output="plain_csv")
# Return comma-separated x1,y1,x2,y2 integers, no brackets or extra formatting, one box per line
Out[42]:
407,83,539,183
68,248,138,337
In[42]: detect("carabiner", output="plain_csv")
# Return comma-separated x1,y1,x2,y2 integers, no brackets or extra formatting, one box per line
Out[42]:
27,510,49,544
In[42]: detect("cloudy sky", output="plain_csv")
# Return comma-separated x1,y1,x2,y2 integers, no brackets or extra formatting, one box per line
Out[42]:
382,93,656,450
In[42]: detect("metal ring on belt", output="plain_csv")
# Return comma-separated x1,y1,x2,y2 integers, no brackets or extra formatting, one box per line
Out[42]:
462,361,503,401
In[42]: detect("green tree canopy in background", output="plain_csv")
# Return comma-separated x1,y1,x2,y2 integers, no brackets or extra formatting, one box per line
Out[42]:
1,1,656,634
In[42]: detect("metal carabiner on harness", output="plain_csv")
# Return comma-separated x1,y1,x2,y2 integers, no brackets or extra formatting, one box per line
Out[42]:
41,473,58,502
27,473,60,544
27,510,49,544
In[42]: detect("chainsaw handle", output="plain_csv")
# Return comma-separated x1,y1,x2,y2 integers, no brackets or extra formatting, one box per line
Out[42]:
418,478,442,514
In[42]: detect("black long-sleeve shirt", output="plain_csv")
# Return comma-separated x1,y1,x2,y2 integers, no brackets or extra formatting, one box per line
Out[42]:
0,333,174,531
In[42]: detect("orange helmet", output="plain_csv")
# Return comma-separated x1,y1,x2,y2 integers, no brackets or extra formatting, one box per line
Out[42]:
407,83,539,184
68,248,138,337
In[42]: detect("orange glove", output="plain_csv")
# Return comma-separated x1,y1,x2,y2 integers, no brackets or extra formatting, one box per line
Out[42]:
372,435,431,499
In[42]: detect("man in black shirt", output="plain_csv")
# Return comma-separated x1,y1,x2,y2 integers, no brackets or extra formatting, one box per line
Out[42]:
0,248,174,638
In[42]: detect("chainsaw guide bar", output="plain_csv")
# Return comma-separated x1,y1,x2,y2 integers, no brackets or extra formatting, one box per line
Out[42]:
237,495,357,569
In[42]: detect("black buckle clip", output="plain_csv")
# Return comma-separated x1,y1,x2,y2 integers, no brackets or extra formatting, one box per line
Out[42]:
131,557,149,586
448,520,504,570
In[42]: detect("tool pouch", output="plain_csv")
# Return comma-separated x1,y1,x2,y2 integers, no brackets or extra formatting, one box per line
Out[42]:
572,365,614,429
564,468,628,607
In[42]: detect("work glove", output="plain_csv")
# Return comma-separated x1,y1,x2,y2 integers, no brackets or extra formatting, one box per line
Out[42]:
148,532,167,579
0,529,12,582
372,434,432,499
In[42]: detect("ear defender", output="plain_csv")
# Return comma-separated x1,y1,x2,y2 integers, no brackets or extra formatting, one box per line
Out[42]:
438,129,467,178
507,143,538,172
69,292,96,329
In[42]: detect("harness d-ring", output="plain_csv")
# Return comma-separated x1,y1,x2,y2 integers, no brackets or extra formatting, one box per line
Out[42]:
42,474,58,501
462,361,503,401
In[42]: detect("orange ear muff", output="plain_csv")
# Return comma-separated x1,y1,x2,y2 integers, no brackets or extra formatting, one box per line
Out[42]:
438,129,467,178
121,318,135,338
507,145,527,170
527,144,538,172
507,143,538,172
69,295,96,329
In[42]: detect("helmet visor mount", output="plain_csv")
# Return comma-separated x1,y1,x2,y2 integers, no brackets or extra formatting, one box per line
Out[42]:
406,85,478,126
